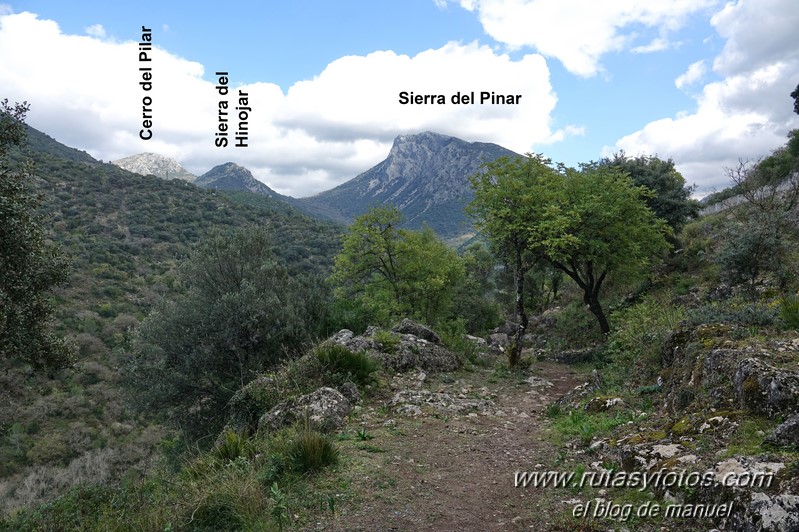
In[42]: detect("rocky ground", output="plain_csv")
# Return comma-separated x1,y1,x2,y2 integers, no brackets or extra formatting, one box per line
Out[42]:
307,359,591,531
225,320,799,531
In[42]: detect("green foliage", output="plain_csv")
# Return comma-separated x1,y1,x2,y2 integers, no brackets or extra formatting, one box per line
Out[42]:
0,99,74,369
287,427,339,474
715,209,790,290
684,300,777,328
314,343,378,386
470,154,670,339
214,430,255,463
539,165,671,334
330,206,465,327
372,329,400,353
589,152,699,232
779,294,799,330
468,153,561,364
126,226,323,439
601,298,685,390
451,243,503,334
437,318,491,367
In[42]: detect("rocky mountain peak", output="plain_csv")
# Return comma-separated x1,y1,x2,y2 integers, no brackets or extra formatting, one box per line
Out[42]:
295,131,519,240
111,152,196,182
195,162,285,199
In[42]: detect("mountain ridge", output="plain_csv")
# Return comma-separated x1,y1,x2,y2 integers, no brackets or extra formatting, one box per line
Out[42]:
295,131,519,239
111,152,196,182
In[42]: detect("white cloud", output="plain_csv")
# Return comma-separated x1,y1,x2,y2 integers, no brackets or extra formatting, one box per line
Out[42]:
451,0,718,77
84,24,106,38
631,37,672,55
611,0,799,194
675,60,706,90
0,11,564,197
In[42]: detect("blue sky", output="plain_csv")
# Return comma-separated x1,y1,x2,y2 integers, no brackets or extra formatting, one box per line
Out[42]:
1,1,798,197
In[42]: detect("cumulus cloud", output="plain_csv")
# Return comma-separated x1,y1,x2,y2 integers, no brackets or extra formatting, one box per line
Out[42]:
84,24,106,38
0,11,570,197
675,60,706,90
449,0,718,77
611,0,799,194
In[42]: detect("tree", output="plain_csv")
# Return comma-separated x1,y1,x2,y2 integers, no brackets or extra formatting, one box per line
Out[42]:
589,152,699,232
468,154,561,365
535,165,671,334
716,137,799,291
126,227,317,437
330,206,464,328
0,99,73,369
791,83,799,115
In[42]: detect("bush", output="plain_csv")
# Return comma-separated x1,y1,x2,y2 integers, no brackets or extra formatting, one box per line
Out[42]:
314,343,378,386
779,294,799,330
684,300,777,328
126,227,323,439
287,427,339,474
601,298,684,390
259,425,339,483
213,430,254,463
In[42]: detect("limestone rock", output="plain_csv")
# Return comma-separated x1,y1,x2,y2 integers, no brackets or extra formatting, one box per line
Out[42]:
734,358,799,416
391,318,441,344
258,387,351,434
764,413,799,448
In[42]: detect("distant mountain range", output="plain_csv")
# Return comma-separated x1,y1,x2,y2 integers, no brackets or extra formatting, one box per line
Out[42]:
108,131,520,241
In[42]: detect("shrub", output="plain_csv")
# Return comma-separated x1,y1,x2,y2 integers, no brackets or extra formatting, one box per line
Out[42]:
287,427,339,474
601,298,684,390
314,343,378,386
213,430,254,463
779,294,799,330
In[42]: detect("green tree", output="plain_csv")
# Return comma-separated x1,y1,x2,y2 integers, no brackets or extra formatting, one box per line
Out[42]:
791,83,799,115
126,227,318,438
468,154,561,365
536,165,671,334
589,152,699,232
330,206,464,327
0,99,73,369
716,137,799,291
451,243,502,334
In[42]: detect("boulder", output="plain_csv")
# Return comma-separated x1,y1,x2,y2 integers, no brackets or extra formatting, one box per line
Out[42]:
764,413,799,449
584,396,625,414
258,387,351,434
337,382,360,405
734,358,799,416
327,325,461,373
391,318,441,344
224,375,281,436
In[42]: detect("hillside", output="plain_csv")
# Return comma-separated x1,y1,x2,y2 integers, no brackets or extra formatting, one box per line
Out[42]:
4,120,799,530
0,127,343,513
296,131,519,240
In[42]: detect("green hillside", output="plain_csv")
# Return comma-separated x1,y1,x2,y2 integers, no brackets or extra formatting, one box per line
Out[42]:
0,128,343,513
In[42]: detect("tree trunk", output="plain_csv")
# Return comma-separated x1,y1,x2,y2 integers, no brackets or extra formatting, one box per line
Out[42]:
584,291,610,336
511,248,528,367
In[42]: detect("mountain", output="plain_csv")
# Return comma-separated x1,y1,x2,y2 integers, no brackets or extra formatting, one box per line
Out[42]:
196,162,291,201
295,131,519,241
111,152,196,182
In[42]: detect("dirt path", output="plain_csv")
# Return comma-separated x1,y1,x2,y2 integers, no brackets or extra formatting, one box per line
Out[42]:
310,361,591,531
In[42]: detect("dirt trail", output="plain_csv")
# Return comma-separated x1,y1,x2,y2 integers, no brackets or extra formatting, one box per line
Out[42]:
312,361,590,531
